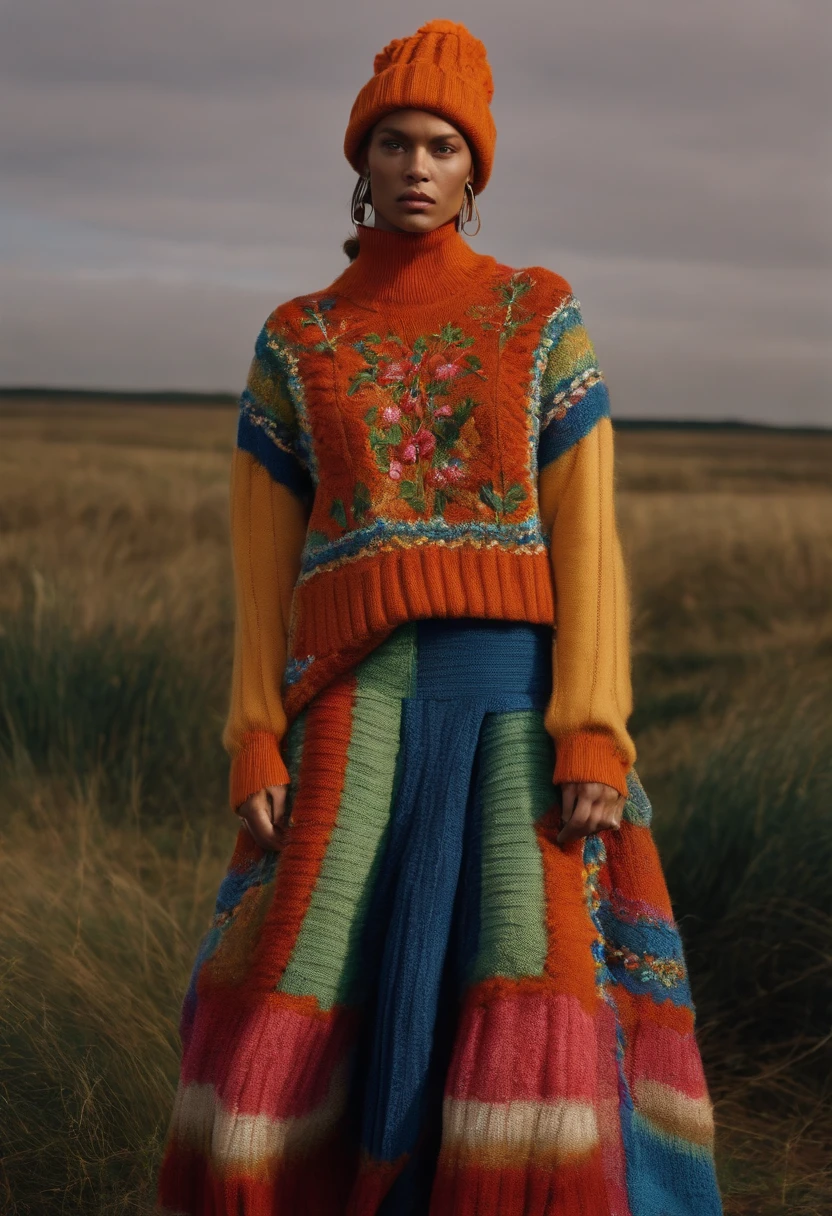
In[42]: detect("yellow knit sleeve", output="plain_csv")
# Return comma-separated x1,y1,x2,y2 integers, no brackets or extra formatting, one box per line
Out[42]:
537,297,635,796
221,317,314,810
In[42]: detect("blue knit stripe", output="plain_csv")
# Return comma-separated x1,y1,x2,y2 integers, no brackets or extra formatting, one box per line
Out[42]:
237,407,315,500
623,1107,723,1216
538,378,611,468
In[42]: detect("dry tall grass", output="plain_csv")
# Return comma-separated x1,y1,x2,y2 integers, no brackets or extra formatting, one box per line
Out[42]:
1,400,831,1214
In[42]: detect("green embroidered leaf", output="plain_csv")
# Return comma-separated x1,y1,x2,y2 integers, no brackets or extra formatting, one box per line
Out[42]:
364,332,382,344
433,490,448,516
399,479,425,512
363,405,378,424
453,397,477,424
413,336,428,353
386,424,403,444
329,499,347,529
432,419,457,443
353,481,372,520
374,448,390,472
503,484,528,513
479,483,502,511
305,530,329,549
464,353,482,370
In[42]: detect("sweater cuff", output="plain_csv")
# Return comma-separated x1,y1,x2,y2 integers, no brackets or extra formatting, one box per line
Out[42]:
552,730,630,798
229,730,291,811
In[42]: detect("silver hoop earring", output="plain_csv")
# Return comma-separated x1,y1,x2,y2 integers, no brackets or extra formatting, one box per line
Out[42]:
458,181,481,236
351,171,372,226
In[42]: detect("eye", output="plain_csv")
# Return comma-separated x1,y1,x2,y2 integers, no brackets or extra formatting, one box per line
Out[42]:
382,139,402,150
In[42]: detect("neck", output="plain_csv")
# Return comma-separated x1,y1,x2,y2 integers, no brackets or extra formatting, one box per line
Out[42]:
331,218,486,308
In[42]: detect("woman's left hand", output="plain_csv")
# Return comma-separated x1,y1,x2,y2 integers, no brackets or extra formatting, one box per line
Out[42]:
556,781,626,846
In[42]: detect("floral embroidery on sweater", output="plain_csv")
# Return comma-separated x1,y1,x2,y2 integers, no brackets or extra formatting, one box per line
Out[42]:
348,322,486,519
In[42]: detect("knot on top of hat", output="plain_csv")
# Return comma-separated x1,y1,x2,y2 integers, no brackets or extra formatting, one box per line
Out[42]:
372,19,494,104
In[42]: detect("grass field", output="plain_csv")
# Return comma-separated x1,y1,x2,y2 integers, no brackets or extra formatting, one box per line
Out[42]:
1,399,830,1213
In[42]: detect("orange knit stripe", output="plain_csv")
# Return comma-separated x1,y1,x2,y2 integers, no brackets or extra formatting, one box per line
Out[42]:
535,814,601,1014
614,983,696,1039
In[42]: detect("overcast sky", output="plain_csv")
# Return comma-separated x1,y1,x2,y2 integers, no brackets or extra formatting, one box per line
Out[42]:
1,0,829,422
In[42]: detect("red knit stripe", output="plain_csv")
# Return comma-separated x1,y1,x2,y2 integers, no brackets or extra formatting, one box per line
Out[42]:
430,1151,609,1215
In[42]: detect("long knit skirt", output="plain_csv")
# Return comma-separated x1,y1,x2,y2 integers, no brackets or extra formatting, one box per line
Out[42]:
156,617,723,1216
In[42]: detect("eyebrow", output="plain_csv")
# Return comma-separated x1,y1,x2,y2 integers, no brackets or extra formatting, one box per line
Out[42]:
375,126,462,142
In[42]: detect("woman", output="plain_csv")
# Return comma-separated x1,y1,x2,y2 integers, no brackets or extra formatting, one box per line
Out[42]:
157,19,723,1216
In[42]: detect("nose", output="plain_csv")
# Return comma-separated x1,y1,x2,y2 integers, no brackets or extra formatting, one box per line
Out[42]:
403,148,431,183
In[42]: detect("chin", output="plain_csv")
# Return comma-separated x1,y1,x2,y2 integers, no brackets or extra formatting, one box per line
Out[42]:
379,208,452,234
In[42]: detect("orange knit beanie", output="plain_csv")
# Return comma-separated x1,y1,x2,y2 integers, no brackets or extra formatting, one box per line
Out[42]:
344,19,497,195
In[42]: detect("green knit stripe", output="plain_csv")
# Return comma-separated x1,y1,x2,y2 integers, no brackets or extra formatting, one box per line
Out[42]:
354,621,417,699
278,634,414,1009
470,709,553,982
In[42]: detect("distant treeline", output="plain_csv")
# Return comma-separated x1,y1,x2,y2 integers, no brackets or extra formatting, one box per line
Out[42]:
0,386,828,433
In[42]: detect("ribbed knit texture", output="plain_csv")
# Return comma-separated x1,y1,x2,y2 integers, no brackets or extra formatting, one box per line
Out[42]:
157,621,723,1214
224,217,636,809
344,19,497,194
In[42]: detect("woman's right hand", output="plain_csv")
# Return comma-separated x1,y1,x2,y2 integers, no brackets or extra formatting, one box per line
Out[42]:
235,784,290,851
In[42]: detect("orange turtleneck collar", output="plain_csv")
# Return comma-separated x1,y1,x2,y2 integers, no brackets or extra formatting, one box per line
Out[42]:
329,217,490,309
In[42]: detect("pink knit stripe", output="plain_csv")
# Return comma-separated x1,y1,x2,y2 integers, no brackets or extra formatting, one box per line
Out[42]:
628,1020,710,1099
180,998,358,1119
446,991,598,1103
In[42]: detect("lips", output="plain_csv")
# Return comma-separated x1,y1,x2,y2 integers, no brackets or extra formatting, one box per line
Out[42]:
399,193,434,203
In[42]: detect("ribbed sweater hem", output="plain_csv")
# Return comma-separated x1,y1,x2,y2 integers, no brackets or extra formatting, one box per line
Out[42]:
283,544,556,723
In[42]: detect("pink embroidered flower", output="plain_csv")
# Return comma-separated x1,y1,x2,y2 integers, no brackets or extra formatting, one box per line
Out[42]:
400,384,425,415
378,360,408,384
434,362,463,380
434,403,452,416
388,460,403,480
382,405,401,424
413,428,436,458
427,351,465,381
445,462,464,482
402,443,418,463
430,468,447,486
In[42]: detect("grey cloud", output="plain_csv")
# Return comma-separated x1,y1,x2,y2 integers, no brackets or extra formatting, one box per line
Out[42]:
0,0,829,422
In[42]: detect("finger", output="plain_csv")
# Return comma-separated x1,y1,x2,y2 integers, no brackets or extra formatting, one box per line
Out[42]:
241,803,284,851
265,784,289,828
560,783,578,822
557,794,593,845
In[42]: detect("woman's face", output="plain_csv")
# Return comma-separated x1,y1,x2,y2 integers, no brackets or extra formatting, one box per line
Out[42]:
361,109,474,234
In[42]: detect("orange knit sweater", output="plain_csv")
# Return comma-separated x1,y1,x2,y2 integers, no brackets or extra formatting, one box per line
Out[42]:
222,218,636,809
